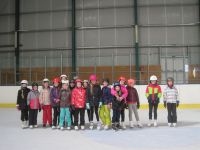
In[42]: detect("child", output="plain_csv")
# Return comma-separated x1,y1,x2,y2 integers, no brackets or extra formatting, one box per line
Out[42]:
145,75,162,127
83,80,90,124
59,80,72,130
71,79,86,130
111,76,128,129
112,82,126,131
126,79,142,128
163,77,179,127
86,74,102,130
99,79,112,130
60,74,68,83
50,77,61,129
27,82,40,128
16,80,30,128
39,78,52,127
69,79,76,126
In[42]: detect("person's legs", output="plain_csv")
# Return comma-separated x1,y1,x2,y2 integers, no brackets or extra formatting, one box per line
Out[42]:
99,105,106,125
74,108,79,126
43,106,47,125
120,109,125,122
167,103,172,123
153,103,158,120
148,103,153,120
47,105,52,125
132,103,139,121
172,103,177,123
33,109,38,125
104,105,111,126
89,106,94,122
65,108,72,127
80,108,85,126
94,105,100,122
59,108,65,127
128,104,133,121
29,109,34,126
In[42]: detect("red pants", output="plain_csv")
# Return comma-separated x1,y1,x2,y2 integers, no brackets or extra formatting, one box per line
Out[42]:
42,105,52,125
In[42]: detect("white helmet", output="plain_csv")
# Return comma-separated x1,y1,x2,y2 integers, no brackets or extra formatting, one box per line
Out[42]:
62,80,69,85
83,80,89,83
21,80,28,84
43,78,50,82
150,75,158,81
60,74,67,78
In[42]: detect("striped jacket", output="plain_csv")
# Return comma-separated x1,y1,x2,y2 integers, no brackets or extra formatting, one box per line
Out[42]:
163,86,179,103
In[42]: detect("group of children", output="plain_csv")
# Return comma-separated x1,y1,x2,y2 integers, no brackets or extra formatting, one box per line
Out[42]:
16,74,179,131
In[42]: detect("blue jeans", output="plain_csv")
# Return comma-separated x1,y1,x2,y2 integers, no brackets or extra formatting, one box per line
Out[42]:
59,107,71,127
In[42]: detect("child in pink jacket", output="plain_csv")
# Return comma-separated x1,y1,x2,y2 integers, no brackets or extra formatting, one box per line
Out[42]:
111,76,128,129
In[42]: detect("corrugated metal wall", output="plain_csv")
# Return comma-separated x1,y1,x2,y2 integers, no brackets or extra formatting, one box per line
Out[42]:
0,0,199,73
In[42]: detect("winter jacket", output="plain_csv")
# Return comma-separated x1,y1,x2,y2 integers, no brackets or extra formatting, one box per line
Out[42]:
50,86,60,107
163,86,179,104
16,87,31,110
101,86,113,105
59,89,71,108
111,85,128,100
39,87,51,106
86,84,102,106
71,87,86,108
126,86,139,104
27,90,40,109
145,83,162,104
112,90,126,111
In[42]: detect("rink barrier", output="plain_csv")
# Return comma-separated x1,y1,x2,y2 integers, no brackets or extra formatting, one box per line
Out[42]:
0,84,199,108
0,103,200,109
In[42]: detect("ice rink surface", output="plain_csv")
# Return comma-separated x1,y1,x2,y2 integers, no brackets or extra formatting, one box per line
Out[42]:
1,108,200,150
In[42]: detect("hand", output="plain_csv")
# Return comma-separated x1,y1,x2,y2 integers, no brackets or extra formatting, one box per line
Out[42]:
164,101,166,108
99,102,102,108
176,101,179,108
16,105,20,111
119,97,124,101
56,99,60,103
86,103,90,109
137,103,140,109
107,103,111,109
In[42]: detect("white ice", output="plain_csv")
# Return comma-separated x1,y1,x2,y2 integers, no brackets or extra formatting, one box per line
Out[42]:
0,108,200,150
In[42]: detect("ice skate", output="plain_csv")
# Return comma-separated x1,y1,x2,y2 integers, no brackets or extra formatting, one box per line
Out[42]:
89,122,94,130
147,120,153,127
129,121,134,128
137,121,143,128
97,122,101,130
154,120,158,127
173,123,177,127
74,126,79,130
121,122,126,129
81,126,85,130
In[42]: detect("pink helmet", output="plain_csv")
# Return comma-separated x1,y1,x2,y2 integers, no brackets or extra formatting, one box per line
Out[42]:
89,74,97,81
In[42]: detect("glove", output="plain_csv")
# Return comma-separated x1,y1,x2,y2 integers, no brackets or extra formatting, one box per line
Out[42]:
137,103,140,109
164,101,166,108
86,103,90,109
176,101,179,108
39,108,41,112
99,102,102,108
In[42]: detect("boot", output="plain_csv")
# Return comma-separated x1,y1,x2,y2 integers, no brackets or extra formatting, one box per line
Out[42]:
121,122,126,129
129,121,134,128
147,120,153,127
97,121,101,130
154,120,158,127
137,121,143,128
89,122,94,130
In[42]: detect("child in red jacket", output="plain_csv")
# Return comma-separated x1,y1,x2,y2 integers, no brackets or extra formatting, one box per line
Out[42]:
71,79,86,130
